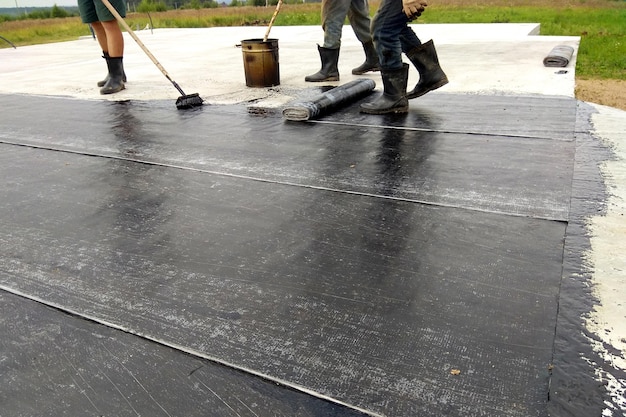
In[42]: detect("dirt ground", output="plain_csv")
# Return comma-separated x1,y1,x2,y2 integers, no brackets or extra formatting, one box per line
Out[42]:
575,79,626,111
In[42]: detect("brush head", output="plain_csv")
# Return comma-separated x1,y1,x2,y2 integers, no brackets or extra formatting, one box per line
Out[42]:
176,93,204,109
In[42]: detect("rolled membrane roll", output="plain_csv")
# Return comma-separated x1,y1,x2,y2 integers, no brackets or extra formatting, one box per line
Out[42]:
543,45,575,67
283,79,376,121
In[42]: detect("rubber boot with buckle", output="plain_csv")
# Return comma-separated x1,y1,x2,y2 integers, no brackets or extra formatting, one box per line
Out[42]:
352,41,380,75
305,45,340,82
100,56,125,95
360,63,409,114
98,52,127,87
406,40,448,99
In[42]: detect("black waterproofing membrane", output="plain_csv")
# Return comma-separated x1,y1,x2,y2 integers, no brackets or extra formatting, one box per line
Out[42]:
0,92,611,417
282,78,376,120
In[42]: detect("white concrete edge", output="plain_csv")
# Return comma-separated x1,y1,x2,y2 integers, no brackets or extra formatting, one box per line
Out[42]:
583,102,626,413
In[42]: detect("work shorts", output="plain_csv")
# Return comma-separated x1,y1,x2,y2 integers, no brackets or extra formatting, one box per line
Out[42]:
78,0,126,24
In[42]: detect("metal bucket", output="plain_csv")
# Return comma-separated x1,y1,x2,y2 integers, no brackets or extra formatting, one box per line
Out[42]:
240,38,280,88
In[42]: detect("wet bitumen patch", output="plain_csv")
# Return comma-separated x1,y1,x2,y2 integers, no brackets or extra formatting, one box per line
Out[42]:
0,93,609,416
0,93,575,220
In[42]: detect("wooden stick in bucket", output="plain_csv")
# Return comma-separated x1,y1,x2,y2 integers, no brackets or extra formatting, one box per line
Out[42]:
263,0,283,42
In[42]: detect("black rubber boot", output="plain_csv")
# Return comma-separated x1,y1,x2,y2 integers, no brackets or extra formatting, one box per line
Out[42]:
97,52,127,87
360,63,409,115
406,40,448,99
305,45,340,82
352,41,380,75
100,56,125,95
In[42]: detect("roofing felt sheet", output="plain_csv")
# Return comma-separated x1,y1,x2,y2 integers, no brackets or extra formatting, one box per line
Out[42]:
0,93,575,416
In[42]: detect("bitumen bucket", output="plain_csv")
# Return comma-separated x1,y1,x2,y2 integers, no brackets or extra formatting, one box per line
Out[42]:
240,38,280,88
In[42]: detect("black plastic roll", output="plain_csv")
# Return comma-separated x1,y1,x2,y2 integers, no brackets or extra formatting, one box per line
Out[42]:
283,79,376,121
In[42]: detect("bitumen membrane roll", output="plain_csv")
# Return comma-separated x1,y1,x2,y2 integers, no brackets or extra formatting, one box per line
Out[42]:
543,45,575,67
283,78,376,121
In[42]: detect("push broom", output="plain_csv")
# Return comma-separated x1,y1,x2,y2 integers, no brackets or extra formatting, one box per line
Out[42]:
100,0,204,109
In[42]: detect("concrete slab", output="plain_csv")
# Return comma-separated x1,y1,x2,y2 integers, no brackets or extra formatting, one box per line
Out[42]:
0,24,579,105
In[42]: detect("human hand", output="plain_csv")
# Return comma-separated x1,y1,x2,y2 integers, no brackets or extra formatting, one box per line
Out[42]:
402,0,427,20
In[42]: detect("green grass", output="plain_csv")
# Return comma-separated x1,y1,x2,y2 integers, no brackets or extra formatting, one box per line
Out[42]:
419,5,626,79
1,2,625,80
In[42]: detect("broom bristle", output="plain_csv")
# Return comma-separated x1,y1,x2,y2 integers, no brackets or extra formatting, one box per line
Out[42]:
176,93,204,109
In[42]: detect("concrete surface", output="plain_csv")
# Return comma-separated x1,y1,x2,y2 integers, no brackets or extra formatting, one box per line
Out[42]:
1,23,625,416
1,23,577,103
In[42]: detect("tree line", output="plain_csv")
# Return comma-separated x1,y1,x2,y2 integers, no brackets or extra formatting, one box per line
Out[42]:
1,0,318,21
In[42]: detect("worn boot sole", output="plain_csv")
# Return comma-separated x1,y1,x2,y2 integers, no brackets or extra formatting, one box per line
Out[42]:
407,77,449,99
351,66,381,75
100,83,126,95
359,104,409,115
305,75,340,82
97,73,127,87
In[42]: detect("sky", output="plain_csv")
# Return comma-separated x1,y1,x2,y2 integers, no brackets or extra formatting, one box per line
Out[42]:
1,0,79,7
1,0,237,9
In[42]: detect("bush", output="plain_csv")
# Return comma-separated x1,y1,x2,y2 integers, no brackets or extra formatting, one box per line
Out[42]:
26,9,52,19
50,5,70,18
137,0,168,13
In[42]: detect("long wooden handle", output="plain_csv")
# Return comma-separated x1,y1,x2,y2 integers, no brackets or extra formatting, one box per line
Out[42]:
263,0,283,42
100,0,173,82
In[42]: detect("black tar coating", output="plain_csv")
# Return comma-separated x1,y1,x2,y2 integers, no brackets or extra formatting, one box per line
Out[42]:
0,92,614,416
